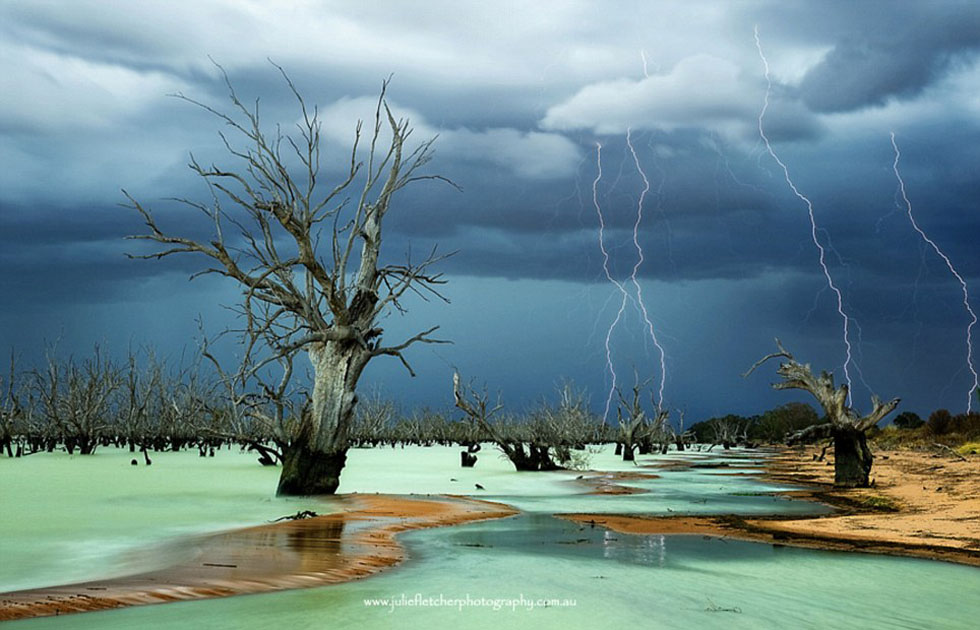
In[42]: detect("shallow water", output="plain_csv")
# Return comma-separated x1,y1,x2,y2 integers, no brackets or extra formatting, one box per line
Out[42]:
3,444,978,629
339,444,825,515
0,448,319,591
10,515,980,630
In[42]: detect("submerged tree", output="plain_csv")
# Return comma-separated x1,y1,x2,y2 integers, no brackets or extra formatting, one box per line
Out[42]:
33,346,121,456
744,338,900,487
126,66,454,495
613,375,671,460
0,352,23,457
452,373,596,471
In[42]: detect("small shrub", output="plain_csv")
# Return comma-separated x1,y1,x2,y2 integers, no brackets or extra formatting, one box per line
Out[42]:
894,411,924,430
859,495,900,512
955,441,980,456
927,409,953,436
949,412,980,437
564,449,593,471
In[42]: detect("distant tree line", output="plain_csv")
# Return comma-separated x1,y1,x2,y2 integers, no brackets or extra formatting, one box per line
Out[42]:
3,346,974,467
687,402,822,447
871,406,980,449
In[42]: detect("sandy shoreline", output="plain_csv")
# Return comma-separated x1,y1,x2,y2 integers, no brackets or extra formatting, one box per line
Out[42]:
0,494,517,622
561,446,980,567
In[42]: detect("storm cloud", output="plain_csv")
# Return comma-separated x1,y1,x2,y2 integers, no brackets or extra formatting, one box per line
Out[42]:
1,0,978,419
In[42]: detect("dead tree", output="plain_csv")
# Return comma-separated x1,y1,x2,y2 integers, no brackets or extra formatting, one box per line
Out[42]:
116,350,163,453
125,65,455,495
615,378,668,461
669,410,693,452
708,415,744,451
535,383,599,463
0,351,23,457
200,332,303,465
744,338,900,488
453,372,562,471
351,388,396,447
33,347,121,455
616,387,645,462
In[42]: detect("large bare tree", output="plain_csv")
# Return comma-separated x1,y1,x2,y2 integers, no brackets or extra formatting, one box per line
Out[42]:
744,338,900,487
125,66,454,494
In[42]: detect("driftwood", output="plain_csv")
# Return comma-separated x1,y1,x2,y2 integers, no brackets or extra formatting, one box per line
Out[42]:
271,510,319,522
786,423,833,445
932,443,968,462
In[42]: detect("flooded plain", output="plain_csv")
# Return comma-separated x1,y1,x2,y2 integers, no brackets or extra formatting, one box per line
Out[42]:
2,445,978,629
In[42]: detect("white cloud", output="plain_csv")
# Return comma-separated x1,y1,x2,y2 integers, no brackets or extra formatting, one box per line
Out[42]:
443,128,581,180
540,54,757,137
0,41,187,133
0,1,746,100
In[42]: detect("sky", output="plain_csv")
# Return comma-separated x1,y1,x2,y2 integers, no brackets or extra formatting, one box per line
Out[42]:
1,0,978,422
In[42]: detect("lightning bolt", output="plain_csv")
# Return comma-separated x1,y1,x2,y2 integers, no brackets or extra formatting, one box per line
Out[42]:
626,128,668,408
891,132,978,412
593,142,631,419
754,25,856,401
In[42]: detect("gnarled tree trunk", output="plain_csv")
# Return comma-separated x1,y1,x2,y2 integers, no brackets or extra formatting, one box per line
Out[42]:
832,427,873,488
504,443,561,471
746,339,898,490
277,343,368,495
278,446,348,495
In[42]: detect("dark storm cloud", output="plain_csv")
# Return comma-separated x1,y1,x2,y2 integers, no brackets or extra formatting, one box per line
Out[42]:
794,3,980,112
2,1,979,417
387,120,979,291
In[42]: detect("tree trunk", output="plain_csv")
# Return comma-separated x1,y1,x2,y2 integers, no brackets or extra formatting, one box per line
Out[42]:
622,444,635,462
276,343,366,496
78,435,96,455
499,442,561,471
277,445,348,495
833,428,873,488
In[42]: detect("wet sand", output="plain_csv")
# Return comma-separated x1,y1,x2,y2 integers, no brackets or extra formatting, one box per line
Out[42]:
0,494,517,622
561,447,980,567
574,470,659,495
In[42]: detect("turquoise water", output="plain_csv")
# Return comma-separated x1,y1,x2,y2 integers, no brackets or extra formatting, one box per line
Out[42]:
0,448,320,591
3,445,978,629
341,444,824,515
10,516,980,630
